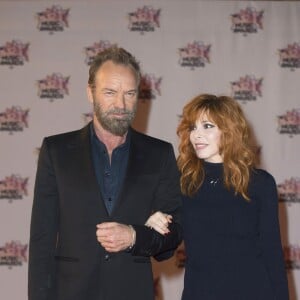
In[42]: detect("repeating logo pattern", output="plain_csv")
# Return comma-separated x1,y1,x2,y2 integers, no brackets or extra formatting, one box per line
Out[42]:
278,177,300,204
128,6,161,34
277,109,300,136
37,73,70,100
0,40,29,68
139,74,162,101
231,75,263,102
178,41,211,69
0,3,298,298
231,7,264,35
283,245,300,270
0,241,27,268
0,106,29,134
0,175,28,202
36,5,70,34
84,40,117,66
278,43,300,71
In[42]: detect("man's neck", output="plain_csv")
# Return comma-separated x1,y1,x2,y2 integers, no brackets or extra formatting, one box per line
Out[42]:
93,120,127,157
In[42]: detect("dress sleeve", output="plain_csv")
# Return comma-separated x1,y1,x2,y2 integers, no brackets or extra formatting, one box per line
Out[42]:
258,170,289,299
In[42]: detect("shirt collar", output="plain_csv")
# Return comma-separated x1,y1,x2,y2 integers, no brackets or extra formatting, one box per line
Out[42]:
89,122,131,151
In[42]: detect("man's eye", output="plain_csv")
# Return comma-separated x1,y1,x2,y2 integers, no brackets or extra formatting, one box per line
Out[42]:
126,91,136,98
105,91,114,96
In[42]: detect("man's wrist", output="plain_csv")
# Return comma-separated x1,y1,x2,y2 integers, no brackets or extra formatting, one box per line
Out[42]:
125,225,136,252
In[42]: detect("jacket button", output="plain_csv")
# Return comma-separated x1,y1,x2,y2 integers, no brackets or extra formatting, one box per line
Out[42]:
104,254,110,261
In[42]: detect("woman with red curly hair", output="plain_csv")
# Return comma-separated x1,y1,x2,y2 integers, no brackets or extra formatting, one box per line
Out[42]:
147,94,289,299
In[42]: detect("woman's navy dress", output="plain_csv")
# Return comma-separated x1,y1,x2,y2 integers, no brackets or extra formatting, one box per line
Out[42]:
182,162,289,300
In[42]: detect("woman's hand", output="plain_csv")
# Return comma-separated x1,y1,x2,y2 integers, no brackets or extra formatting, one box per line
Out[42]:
145,211,172,235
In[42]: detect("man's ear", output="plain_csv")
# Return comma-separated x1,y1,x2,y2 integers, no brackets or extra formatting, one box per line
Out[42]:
87,85,93,104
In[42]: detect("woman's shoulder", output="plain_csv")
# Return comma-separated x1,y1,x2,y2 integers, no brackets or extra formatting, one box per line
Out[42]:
250,168,277,188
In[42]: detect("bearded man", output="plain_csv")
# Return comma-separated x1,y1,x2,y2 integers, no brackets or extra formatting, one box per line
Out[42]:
28,47,182,300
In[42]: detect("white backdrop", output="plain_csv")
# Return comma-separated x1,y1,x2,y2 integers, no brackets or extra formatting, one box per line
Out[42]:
0,1,299,299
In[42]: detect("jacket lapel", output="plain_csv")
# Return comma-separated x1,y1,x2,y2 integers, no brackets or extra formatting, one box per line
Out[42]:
68,123,110,219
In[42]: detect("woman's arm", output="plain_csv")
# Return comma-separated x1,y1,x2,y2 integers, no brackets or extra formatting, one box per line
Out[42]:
258,170,289,299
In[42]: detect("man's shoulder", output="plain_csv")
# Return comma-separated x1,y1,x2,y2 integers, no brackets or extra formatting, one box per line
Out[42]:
44,124,89,145
130,128,171,148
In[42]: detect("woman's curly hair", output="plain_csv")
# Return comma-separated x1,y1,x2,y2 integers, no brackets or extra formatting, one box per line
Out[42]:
177,94,256,200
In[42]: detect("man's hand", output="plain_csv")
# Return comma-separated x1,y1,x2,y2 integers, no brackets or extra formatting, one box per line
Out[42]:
96,222,135,252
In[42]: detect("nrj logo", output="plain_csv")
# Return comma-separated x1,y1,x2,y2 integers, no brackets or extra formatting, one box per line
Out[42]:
0,175,29,202
139,74,162,101
84,41,117,66
231,75,263,102
278,43,300,70
178,41,211,69
278,177,300,204
36,5,70,34
231,7,264,35
37,73,70,100
0,106,29,134
277,109,300,136
0,241,27,268
283,244,300,270
0,40,29,68
128,6,160,34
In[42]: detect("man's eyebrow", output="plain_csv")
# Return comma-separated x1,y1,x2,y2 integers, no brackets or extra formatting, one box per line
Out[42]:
101,88,116,91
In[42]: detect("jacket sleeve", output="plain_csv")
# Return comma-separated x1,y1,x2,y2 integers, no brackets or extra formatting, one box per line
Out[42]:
131,223,182,261
131,143,182,260
258,171,289,300
28,138,59,300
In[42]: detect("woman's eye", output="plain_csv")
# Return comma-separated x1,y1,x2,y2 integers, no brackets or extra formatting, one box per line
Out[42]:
204,123,215,129
189,125,197,131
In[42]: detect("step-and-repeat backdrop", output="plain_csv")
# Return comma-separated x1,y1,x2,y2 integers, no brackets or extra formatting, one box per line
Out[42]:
0,1,299,299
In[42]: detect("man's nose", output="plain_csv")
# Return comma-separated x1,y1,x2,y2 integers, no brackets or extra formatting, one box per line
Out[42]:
115,93,126,109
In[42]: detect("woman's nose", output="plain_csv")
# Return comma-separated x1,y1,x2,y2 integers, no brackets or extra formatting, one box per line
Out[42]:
195,129,203,138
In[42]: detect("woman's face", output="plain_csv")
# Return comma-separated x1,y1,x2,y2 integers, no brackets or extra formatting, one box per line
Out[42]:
189,113,223,163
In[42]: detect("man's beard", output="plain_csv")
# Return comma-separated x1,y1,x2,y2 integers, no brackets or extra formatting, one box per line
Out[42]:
94,101,136,136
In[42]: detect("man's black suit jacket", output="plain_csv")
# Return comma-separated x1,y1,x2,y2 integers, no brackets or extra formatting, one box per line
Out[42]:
28,124,182,300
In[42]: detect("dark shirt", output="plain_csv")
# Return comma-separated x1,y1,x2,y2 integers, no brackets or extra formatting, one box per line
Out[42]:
90,123,130,215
